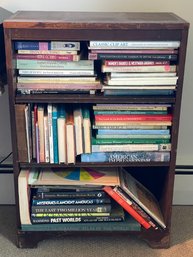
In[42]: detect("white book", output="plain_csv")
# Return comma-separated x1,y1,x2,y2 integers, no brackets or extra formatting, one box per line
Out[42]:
18,170,31,225
109,72,177,78
102,86,176,90
57,106,67,163
47,104,54,164
89,41,180,49
74,108,83,155
106,76,178,86
19,69,95,76
92,144,171,152
37,105,45,163
44,114,50,163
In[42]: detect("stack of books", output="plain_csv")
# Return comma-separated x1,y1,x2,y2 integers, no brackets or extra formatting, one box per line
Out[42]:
15,40,101,94
81,103,171,162
18,167,166,231
88,40,179,96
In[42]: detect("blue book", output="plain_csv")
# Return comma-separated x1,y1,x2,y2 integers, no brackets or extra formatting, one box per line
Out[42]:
97,129,170,135
81,151,170,163
52,104,59,163
14,41,51,50
104,89,175,96
32,198,111,206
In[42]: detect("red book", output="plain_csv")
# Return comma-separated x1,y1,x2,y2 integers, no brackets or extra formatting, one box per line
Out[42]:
103,186,151,229
95,114,172,122
16,53,80,61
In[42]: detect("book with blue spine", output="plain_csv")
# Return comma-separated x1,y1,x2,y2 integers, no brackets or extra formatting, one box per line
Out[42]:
14,41,80,50
97,129,170,135
81,151,170,162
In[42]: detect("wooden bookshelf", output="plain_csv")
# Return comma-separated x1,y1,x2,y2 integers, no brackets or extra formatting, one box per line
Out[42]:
3,11,189,248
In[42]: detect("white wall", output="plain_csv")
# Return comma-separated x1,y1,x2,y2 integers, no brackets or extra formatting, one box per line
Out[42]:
0,0,193,164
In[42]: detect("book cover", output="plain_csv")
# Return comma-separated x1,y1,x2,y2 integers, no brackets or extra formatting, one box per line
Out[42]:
29,167,120,186
119,169,166,229
81,151,170,163
103,186,151,229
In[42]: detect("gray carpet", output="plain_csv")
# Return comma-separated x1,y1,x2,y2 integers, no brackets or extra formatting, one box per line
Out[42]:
0,205,193,257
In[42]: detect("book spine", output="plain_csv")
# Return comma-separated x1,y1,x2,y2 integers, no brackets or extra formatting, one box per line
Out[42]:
95,115,172,122
50,41,80,50
103,60,170,66
37,105,45,162
47,104,54,163
52,105,59,164
89,41,180,48
91,144,171,152
35,191,108,199
18,69,95,76
16,60,94,70
81,151,170,162
31,215,123,224
31,212,111,217
16,54,80,61
32,198,111,206
92,138,170,145
15,41,50,50
102,65,176,73
94,111,168,115
44,114,50,163
97,129,170,135
103,186,151,229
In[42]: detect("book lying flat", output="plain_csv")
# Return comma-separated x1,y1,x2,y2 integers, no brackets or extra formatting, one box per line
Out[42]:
28,167,120,186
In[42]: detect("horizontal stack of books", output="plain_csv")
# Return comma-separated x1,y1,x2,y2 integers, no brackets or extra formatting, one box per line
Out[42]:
15,40,101,94
81,103,171,162
88,40,179,96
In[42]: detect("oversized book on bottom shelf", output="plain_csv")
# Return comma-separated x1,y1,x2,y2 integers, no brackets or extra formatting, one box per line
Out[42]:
103,169,166,230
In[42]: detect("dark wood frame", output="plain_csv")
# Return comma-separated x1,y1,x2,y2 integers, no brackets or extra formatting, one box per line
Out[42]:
3,11,189,248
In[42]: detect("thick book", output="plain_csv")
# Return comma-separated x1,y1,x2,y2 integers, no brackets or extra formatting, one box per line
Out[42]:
81,151,170,163
21,214,140,231
103,186,150,229
57,105,67,163
119,170,166,229
31,203,125,224
15,104,28,162
82,108,91,154
104,76,178,86
18,170,31,225
66,108,76,164
103,60,170,66
16,59,94,70
31,204,111,214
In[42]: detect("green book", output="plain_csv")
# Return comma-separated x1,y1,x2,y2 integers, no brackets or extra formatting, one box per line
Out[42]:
92,137,170,145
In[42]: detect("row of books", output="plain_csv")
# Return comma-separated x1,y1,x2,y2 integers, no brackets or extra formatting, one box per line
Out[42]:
16,103,172,164
15,40,180,96
18,167,166,231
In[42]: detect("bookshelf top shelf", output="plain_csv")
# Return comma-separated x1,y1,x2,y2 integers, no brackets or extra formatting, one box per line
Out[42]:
3,11,189,30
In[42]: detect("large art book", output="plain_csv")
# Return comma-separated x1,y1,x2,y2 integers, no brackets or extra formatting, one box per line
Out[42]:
119,169,166,229
28,167,120,186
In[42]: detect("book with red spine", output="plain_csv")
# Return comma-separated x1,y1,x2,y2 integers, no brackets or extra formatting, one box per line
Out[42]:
16,53,80,61
103,186,151,229
95,114,172,122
